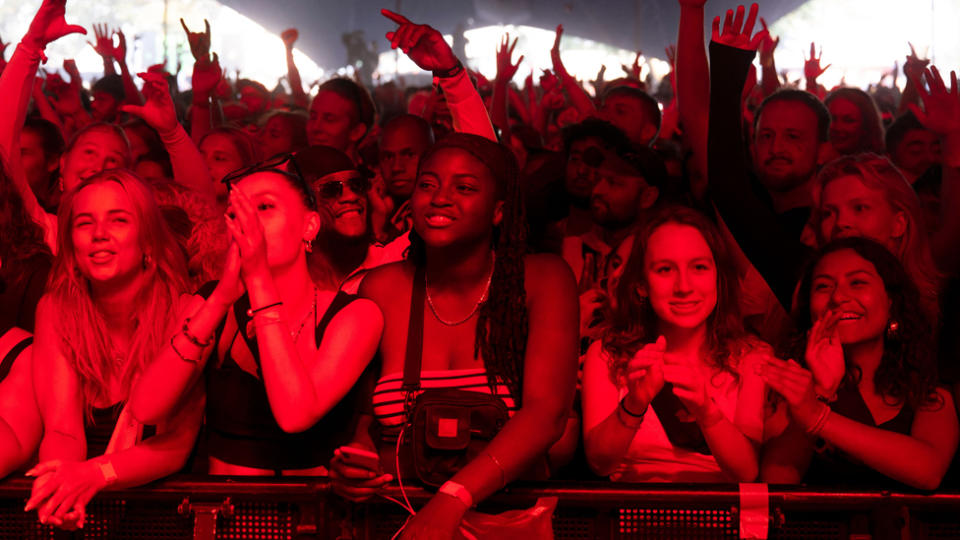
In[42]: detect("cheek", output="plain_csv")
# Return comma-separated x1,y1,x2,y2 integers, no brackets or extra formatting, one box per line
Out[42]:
809,293,829,318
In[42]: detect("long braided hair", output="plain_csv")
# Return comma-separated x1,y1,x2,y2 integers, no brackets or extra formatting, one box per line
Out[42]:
407,133,528,403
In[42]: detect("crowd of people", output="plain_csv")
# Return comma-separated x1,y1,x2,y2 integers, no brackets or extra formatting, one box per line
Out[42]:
1,0,959,536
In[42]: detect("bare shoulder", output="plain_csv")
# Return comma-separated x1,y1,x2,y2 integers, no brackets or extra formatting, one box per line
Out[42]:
358,261,413,304
333,297,384,330
522,253,577,297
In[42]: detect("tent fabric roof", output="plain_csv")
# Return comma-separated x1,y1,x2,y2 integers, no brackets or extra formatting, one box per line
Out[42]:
221,0,808,70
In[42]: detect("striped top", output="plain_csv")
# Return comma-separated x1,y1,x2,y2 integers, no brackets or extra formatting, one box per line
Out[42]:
372,368,518,442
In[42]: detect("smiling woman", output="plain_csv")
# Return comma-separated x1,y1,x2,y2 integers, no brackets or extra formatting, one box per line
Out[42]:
582,205,783,483
27,169,199,529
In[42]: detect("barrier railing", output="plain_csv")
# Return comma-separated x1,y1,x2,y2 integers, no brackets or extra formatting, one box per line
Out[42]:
2,476,959,539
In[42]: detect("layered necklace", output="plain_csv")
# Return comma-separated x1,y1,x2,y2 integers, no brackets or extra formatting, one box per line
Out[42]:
425,253,495,326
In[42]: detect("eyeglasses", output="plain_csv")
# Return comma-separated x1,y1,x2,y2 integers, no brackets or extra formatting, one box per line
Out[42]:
315,175,372,200
221,153,316,209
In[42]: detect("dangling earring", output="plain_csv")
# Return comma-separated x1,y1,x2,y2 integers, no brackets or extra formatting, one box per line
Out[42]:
304,239,313,253
886,320,900,339
59,177,65,192
142,253,152,269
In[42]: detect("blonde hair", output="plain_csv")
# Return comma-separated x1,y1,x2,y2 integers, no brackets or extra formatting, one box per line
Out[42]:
47,169,188,412
811,153,942,320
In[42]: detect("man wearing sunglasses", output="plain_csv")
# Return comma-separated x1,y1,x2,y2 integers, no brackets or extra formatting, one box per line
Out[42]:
294,146,409,294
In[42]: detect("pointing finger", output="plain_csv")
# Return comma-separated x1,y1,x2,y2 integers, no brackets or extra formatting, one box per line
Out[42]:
381,9,411,26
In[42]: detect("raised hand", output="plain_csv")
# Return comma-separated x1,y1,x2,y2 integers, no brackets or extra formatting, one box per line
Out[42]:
758,18,779,68
119,72,178,133
623,335,667,412
24,0,87,51
87,23,115,59
909,66,960,136
496,33,523,82
62,58,81,87
281,28,298,51
803,42,830,81
550,24,570,78
804,308,845,398
180,18,211,63
381,9,459,73
622,51,643,80
190,52,222,98
210,242,246,306
903,42,930,81
665,44,677,70
711,3,767,51
113,29,128,63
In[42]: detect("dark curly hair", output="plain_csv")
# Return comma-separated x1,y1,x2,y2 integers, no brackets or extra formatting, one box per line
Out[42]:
600,205,756,383
789,237,940,410
407,133,527,403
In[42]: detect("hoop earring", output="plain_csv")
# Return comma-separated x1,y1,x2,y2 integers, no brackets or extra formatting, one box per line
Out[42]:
304,239,313,253
886,320,899,339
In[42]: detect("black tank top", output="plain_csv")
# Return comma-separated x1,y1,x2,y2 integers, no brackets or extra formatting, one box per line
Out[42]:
198,282,368,470
805,383,915,489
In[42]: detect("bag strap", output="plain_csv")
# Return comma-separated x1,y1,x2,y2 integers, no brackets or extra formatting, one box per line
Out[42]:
402,265,427,394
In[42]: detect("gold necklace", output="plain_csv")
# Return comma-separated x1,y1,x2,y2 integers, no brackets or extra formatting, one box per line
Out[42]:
425,253,495,326
290,287,318,341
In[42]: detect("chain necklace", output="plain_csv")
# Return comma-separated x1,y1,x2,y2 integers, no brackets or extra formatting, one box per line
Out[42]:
425,253,495,326
290,287,318,341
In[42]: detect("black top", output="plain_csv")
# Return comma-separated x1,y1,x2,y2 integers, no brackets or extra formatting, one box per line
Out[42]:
707,41,813,311
197,282,368,471
805,384,915,489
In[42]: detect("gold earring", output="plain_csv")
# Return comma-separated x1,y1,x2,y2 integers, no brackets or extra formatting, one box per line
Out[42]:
304,239,313,253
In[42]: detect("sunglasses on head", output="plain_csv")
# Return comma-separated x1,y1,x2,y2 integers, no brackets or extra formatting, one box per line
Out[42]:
315,175,372,200
221,153,316,209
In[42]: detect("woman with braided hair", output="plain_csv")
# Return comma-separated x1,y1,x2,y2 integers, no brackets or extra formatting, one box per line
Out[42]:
330,132,578,538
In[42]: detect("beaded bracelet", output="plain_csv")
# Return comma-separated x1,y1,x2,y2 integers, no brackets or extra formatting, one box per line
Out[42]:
181,318,213,347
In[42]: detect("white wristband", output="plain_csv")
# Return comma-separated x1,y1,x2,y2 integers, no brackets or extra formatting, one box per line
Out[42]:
98,461,118,486
438,481,474,509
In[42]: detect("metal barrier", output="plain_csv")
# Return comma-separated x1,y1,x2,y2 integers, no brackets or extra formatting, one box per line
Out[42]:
1,476,959,539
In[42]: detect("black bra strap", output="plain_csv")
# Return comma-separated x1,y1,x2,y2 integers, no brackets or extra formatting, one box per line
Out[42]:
0,336,32,383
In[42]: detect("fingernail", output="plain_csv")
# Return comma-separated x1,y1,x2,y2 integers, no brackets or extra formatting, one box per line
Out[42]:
385,474,394,481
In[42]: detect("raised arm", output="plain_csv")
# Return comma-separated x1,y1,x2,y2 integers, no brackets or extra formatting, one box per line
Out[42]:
757,18,780,97
120,71,216,204
707,4,805,311
181,18,220,143
908,66,960,274
281,28,308,108
897,43,929,116
382,9,496,141
676,0,711,199
0,0,84,229
87,23,116,76
803,42,829,99
111,29,143,106
550,25,596,119
491,33,522,135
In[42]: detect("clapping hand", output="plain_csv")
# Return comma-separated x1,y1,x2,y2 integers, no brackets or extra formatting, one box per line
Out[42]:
805,308,845,398
622,336,667,413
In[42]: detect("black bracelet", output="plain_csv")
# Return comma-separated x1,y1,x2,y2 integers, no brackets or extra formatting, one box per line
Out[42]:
619,397,647,418
432,60,464,79
170,334,199,365
181,317,213,347
246,301,282,317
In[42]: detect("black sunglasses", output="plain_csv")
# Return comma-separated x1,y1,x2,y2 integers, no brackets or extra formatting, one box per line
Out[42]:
315,175,372,200
221,153,316,209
